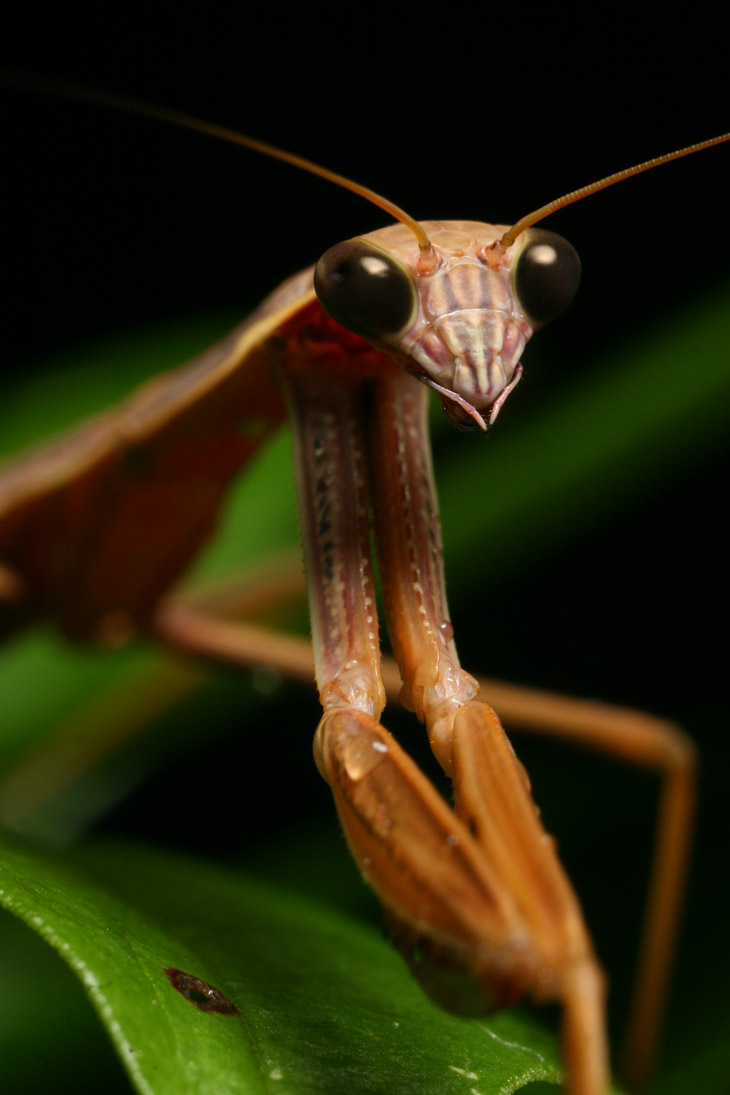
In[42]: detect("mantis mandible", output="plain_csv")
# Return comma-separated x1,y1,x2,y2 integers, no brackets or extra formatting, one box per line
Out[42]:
1,80,728,1095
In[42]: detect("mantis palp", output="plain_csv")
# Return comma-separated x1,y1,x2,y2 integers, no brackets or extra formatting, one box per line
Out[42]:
1,81,728,1094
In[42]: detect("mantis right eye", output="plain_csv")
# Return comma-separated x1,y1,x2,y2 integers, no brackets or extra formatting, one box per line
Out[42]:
314,238,419,342
512,228,582,328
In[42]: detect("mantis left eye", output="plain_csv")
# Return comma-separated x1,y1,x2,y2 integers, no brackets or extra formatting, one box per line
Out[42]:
314,238,418,341
512,228,582,328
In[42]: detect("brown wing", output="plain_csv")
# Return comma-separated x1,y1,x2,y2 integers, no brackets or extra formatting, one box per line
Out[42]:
0,271,318,641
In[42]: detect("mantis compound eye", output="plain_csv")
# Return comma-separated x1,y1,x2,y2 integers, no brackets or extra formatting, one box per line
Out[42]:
314,238,419,341
512,228,582,328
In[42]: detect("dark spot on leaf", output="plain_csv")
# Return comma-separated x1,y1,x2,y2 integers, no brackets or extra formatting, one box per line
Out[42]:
164,967,238,1015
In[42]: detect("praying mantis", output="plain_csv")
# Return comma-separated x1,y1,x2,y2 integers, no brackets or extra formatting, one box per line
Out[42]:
1,79,728,1095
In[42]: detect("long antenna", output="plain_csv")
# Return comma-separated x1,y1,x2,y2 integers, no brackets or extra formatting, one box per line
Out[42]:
501,132,730,246
1,70,433,253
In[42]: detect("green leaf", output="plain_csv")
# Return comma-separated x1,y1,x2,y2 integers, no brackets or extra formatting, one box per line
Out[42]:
0,836,570,1095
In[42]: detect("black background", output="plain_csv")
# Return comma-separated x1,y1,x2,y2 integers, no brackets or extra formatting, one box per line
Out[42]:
2,4,730,1090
